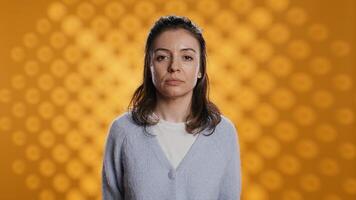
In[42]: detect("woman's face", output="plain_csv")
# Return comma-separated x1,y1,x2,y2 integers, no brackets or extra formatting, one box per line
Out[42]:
150,28,201,100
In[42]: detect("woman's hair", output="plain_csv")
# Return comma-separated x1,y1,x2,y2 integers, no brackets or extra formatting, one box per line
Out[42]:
127,15,221,136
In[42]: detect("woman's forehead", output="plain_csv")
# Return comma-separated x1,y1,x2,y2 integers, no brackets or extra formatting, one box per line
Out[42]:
152,29,200,51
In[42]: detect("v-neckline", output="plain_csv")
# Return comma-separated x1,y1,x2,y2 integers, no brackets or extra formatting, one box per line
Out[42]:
149,128,205,174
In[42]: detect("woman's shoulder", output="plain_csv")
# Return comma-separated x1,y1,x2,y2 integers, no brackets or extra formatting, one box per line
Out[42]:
213,114,239,144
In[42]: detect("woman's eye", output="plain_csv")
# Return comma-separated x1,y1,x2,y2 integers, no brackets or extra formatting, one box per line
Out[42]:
183,55,193,61
156,55,167,61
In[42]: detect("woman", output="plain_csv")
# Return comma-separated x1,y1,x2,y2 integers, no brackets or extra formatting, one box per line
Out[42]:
102,15,241,200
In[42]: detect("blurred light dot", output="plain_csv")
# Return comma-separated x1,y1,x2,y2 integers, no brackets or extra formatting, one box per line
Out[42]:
308,23,328,41
119,15,141,34
66,158,85,179
135,1,156,18
76,30,98,49
65,101,85,120
196,0,220,17
244,151,264,174
333,74,353,91
38,101,55,119
12,130,26,146
286,7,307,26
50,31,67,49
309,56,331,75
52,115,70,135
39,189,55,200
268,55,293,77
23,32,39,48
318,157,339,176
323,194,342,200
254,103,278,126
249,39,274,63
312,90,334,108
259,169,283,190
37,45,54,63
270,87,296,110
331,40,351,57
213,10,237,34
37,73,55,91
266,0,289,12
38,129,56,148
244,183,268,200
91,16,111,36
104,2,124,20
66,189,85,200
277,154,301,175
268,23,290,44
239,119,261,142
293,105,316,126
61,15,82,36
79,145,99,165
25,144,41,161
64,73,83,92
48,2,67,21
230,0,253,14
282,189,303,200
79,175,99,196
274,120,298,142
235,55,257,79
24,60,40,76
0,89,12,103
12,102,27,118
248,7,273,30
39,159,56,177
77,2,95,20
315,124,337,143
50,59,69,77
231,24,256,48
25,115,41,133
300,173,321,192
339,142,355,160
12,159,26,174
65,129,85,150
343,178,356,194
51,87,69,106
289,72,313,92
52,144,71,163
288,39,311,60
257,135,281,159
26,174,40,190
53,173,71,192
11,47,26,63
296,139,319,159
25,88,41,104
36,18,51,34
250,70,275,94
64,45,83,64
335,108,354,125
236,87,259,110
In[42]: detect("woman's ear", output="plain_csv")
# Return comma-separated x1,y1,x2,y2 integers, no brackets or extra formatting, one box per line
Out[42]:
198,72,202,78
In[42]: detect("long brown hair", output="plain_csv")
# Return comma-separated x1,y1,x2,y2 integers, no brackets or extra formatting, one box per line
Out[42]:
127,15,221,136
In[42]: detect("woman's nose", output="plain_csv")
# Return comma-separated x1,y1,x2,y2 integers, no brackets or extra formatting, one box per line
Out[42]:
168,57,181,72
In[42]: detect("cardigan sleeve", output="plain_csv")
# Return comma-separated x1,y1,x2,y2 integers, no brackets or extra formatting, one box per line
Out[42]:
218,123,242,200
102,119,126,200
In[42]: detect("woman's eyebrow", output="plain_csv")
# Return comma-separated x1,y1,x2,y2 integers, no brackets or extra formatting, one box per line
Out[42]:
154,48,196,53
181,48,196,53
154,48,170,53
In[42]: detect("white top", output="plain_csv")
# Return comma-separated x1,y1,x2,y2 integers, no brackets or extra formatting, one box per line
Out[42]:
150,117,198,169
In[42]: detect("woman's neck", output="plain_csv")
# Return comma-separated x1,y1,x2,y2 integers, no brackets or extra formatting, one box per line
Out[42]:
154,94,192,123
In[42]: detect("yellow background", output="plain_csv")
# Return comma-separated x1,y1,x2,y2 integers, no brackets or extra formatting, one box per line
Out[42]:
0,0,355,199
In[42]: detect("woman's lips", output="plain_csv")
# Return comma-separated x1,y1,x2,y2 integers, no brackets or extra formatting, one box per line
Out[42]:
165,80,183,86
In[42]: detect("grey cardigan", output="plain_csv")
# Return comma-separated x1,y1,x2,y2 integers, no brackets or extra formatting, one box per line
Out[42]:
102,111,242,200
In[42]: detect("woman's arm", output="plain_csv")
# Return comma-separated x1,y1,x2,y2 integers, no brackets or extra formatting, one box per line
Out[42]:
102,119,126,200
218,123,242,200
